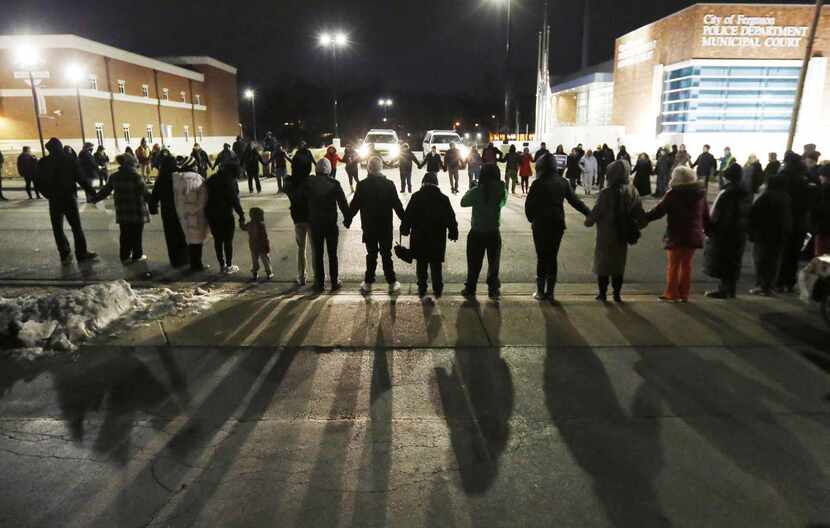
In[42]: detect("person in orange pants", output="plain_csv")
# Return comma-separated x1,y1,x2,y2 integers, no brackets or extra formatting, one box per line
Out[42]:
645,166,709,302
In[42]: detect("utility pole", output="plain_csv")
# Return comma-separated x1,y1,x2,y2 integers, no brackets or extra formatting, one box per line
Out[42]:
503,0,512,133
27,71,46,157
787,0,824,152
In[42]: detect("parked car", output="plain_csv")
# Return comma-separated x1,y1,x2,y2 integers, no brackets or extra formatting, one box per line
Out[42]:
422,130,469,160
799,254,830,326
358,129,400,167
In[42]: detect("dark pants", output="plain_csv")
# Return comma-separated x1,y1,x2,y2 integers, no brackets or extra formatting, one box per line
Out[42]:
597,169,606,190
465,230,501,292
331,167,337,179
598,275,624,297
312,223,340,288
717,278,737,296
188,244,205,271
248,170,261,193
532,225,564,296
118,223,144,261
777,230,805,288
23,173,40,198
209,217,235,268
400,167,412,193
755,241,785,291
449,168,460,192
274,166,286,191
347,167,359,189
364,233,396,284
416,259,443,295
98,170,108,188
49,199,88,259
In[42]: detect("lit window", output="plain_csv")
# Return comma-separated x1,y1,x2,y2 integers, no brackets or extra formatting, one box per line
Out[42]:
146,125,153,142
141,84,149,97
194,94,201,105
180,91,187,103
95,123,104,147
197,126,204,142
161,88,169,101
89,77,98,90
122,124,131,145
117,80,126,95
183,125,190,143
162,124,173,139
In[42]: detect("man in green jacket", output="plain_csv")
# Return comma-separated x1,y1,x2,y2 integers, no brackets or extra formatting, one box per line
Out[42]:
460,164,507,299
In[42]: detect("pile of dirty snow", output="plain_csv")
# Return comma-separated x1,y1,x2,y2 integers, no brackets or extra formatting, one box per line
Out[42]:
0,281,227,358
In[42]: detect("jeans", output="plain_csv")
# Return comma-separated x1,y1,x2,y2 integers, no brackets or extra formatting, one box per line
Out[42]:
251,251,272,276
664,247,696,300
49,199,88,259
448,168,460,192
505,168,518,193
468,166,481,188
346,167,359,189
118,223,144,261
532,225,564,296
311,223,340,287
248,170,261,193
294,222,312,281
416,259,443,295
465,230,501,292
364,233,396,284
400,167,412,193
24,173,40,198
520,175,530,193
274,166,286,191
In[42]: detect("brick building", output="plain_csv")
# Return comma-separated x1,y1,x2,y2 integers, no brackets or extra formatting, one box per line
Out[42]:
536,3,830,159
0,34,240,163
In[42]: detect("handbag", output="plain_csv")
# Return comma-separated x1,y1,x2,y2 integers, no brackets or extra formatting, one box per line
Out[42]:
394,233,414,264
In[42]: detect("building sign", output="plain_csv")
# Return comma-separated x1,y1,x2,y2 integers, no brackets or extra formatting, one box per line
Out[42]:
13,70,50,79
617,39,656,69
701,14,808,48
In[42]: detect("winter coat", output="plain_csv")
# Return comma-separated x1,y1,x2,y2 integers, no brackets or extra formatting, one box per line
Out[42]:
616,150,631,164
671,150,691,170
482,145,503,164
242,220,270,255
749,186,792,246
349,174,405,242
400,184,458,262
632,159,652,196
445,148,463,170
35,138,94,202
244,149,263,175
285,174,310,223
172,170,209,244
519,153,533,177
742,161,764,195
324,149,342,170
399,151,420,171
93,151,109,176
306,174,350,227
423,152,445,173
79,149,97,181
782,164,812,231
136,145,151,165
343,149,359,171
467,152,483,172
763,160,781,185
533,148,550,162
505,151,521,172
645,183,710,249
579,155,598,181
461,179,506,232
566,154,582,179
17,152,38,179
692,152,716,179
205,167,244,222
812,183,830,236
192,149,210,175
213,148,236,169
232,139,246,161
291,148,315,178
586,184,644,276
92,165,150,224
525,174,591,231
703,184,750,280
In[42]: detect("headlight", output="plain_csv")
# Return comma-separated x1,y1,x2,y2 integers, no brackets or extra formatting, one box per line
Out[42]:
358,144,369,158
458,145,469,160
389,145,400,158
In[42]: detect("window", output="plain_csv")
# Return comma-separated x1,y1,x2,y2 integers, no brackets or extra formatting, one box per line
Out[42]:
146,125,153,142
95,123,105,147
141,84,149,97
117,80,126,95
180,91,187,103
183,125,190,143
162,124,173,141
89,77,98,90
194,94,201,105
197,126,204,142
122,124,131,145
161,88,169,101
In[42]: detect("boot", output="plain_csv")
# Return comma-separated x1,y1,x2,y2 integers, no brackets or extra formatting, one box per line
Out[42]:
533,278,546,300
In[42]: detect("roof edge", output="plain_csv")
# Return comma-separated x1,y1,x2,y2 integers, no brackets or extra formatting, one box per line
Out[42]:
159,56,237,75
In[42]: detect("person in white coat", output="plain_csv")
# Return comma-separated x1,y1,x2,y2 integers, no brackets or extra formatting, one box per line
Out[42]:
579,149,599,195
172,156,210,271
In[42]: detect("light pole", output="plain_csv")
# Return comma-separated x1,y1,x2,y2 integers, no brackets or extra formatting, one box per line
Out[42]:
244,89,257,141
787,0,824,151
319,32,348,139
14,45,46,157
492,0,512,132
378,98,392,122
66,64,87,145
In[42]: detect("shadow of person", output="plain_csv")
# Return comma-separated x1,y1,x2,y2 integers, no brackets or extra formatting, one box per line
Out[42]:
434,298,513,494
541,303,669,527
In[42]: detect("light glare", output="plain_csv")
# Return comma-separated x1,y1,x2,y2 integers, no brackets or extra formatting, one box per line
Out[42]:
65,64,84,83
244,89,255,99
14,44,41,69
319,33,332,46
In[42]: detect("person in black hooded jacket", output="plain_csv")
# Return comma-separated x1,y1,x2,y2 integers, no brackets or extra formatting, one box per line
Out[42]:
525,153,591,301
150,152,190,268
36,137,98,263
205,161,245,273
749,172,792,296
776,151,811,292
703,163,750,298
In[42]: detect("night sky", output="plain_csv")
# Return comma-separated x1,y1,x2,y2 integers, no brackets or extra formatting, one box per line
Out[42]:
2,0,814,140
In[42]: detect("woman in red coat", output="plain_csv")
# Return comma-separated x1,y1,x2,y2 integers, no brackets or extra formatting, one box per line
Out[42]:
645,166,710,302
324,146,343,179
518,147,533,195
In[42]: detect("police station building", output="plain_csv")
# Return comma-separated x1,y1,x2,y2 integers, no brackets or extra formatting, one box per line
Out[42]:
536,3,830,159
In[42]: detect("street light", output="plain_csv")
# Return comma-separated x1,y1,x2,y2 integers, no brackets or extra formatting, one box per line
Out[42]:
66,64,87,145
378,98,393,122
14,44,46,156
490,0,512,132
244,89,257,141
319,31,349,139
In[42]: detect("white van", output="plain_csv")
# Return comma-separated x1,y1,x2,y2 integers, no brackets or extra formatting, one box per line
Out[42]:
358,129,400,167
423,130,468,160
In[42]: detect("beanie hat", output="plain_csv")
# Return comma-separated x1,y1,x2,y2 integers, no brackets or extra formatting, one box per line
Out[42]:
422,172,438,185
316,157,332,176
535,152,554,176
670,165,697,187
723,162,743,184
605,160,630,187
178,156,197,171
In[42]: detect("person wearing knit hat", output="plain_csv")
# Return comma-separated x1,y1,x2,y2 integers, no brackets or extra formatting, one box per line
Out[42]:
172,156,210,271
307,155,350,291
401,171,458,298
645,165,709,302
702,162,750,298
585,159,645,302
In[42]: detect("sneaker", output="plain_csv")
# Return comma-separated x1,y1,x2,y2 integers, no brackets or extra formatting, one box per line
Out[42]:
658,295,677,302
595,294,608,302
533,291,546,301
389,281,401,294
132,255,148,262
749,287,772,297
296,276,306,287
331,281,342,292
360,281,372,295
266,272,274,280
77,252,99,262
488,289,501,300
225,265,239,275
613,293,623,303
461,287,476,298
704,290,729,299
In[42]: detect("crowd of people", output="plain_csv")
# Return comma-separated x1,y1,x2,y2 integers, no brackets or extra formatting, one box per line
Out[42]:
4,133,829,302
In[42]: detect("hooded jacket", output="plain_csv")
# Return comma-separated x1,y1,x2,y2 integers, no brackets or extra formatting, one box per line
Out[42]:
35,138,93,202
306,172,350,227
17,151,38,179
750,174,792,245
526,169,591,231
92,161,150,224
205,164,244,222
645,183,710,249
291,148,315,178
423,152,445,173
703,178,750,280
349,173,405,241
401,184,458,262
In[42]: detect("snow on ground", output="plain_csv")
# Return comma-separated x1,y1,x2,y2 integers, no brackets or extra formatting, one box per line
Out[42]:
0,281,228,359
